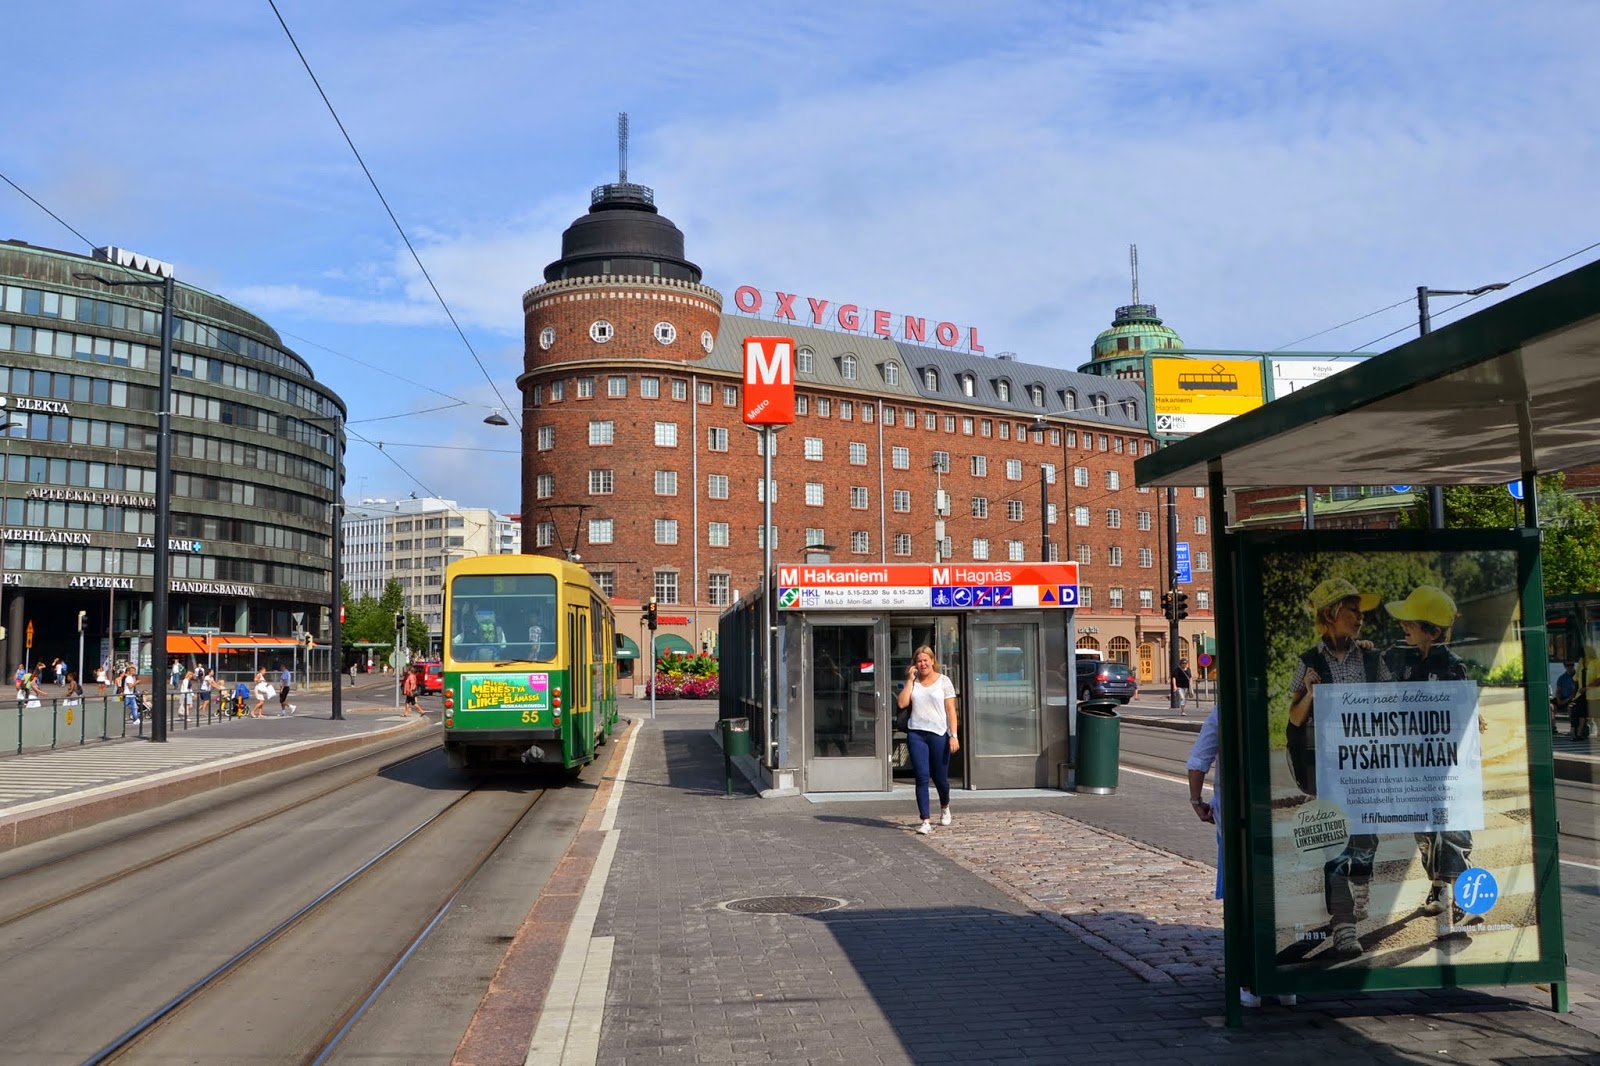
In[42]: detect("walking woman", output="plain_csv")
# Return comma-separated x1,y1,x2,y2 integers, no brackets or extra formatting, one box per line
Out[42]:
894,645,959,835
251,666,269,718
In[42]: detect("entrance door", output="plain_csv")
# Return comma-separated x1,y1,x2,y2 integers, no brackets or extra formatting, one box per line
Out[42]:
966,618,1046,788
805,621,885,792
889,617,964,789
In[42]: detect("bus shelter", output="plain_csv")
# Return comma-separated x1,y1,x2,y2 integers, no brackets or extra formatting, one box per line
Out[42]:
722,562,1081,795
1135,259,1600,1024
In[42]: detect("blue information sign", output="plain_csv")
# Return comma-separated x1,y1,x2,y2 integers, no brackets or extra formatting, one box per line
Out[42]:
1175,541,1193,584
1508,479,1524,501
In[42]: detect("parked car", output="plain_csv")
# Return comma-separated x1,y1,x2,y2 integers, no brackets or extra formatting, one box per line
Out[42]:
417,661,444,694
1075,658,1138,703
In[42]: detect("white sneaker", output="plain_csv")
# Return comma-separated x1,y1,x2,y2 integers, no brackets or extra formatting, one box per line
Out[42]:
1239,988,1261,1008
939,808,952,826
916,821,933,835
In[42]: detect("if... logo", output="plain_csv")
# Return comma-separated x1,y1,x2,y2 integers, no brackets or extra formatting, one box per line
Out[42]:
1453,868,1500,916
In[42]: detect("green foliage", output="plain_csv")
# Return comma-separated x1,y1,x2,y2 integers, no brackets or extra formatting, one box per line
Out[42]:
1482,659,1525,687
341,578,427,658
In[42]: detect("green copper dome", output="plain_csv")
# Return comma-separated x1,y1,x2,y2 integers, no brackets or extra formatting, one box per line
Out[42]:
1091,303,1183,361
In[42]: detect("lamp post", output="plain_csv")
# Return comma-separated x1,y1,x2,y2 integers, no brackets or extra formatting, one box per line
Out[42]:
330,498,344,719
75,267,175,743
1417,283,1508,528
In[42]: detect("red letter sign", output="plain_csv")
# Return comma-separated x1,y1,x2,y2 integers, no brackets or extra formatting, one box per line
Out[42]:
743,336,796,426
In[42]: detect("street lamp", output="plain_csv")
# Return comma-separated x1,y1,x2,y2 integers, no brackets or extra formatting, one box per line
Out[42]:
1417,283,1508,529
75,267,175,743
1027,417,1069,563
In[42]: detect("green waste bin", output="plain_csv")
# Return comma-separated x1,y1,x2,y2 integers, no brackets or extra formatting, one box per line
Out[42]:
720,717,752,757
1074,698,1121,794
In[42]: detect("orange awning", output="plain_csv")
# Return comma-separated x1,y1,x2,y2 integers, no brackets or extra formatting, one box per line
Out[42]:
167,635,208,654
166,634,302,654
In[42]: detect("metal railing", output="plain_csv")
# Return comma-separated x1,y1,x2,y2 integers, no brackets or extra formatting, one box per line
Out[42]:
6,689,267,755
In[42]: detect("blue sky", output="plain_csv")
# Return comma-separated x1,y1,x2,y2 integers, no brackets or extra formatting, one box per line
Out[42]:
3,1,1596,513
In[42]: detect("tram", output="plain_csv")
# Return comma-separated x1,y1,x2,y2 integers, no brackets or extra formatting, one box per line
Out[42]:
440,554,618,770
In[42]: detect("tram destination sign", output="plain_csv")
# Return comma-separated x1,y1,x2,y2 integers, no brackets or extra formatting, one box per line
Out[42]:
776,563,1079,611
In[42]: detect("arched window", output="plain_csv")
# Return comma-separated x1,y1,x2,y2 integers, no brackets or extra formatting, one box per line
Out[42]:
1124,400,1138,421
1076,635,1100,654
1108,636,1133,665
1094,394,1109,415
924,368,939,390
884,362,900,386
1029,384,1044,406
841,354,857,380
796,347,814,374
960,374,975,397
996,380,1010,402
1062,390,1077,412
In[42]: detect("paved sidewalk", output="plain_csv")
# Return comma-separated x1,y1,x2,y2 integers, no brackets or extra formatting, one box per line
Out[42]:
592,703,1600,1065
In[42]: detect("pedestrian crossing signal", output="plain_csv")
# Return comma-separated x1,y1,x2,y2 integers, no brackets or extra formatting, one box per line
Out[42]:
1174,591,1189,620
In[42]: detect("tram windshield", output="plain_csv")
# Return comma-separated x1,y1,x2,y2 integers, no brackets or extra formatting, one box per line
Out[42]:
446,573,558,663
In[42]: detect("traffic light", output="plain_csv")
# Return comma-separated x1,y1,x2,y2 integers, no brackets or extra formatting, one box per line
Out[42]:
77,610,86,632
1160,590,1174,620
645,599,658,631
339,604,346,624
1174,590,1189,620
395,611,405,631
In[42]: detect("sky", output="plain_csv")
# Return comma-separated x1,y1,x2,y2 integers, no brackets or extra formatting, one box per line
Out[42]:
3,1,1597,514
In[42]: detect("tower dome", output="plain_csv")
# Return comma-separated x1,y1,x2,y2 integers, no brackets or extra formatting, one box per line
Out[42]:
1078,244,1182,378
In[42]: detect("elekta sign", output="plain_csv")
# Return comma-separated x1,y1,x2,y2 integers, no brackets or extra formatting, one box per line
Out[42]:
731,285,985,353
743,337,796,427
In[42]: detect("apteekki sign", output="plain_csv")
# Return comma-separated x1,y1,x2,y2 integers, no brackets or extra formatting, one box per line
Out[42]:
742,336,795,426
776,562,1080,611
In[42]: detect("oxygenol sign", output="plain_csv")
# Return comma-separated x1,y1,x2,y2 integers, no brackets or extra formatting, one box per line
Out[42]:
731,286,985,352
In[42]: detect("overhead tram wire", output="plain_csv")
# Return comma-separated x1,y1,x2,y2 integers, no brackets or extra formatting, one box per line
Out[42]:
1267,295,1415,353
277,330,477,406
266,0,521,431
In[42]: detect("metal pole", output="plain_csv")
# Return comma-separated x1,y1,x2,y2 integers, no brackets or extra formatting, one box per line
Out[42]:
1039,467,1050,561
649,627,657,720
330,496,344,720
761,426,774,764
150,274,175,743
1167,485,1181,710
1417,287,1445,530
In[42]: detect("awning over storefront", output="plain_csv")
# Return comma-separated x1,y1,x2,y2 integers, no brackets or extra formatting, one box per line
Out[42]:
616,635,641,660
166,634,301,654
653,633,695,656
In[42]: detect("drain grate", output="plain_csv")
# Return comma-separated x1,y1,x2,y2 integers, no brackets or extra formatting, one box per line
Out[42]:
721,895,845,915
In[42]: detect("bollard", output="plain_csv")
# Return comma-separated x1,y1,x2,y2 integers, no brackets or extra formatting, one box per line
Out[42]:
720,717,751,796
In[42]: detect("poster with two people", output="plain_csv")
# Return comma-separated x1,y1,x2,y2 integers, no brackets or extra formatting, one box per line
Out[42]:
1236,530,1563,992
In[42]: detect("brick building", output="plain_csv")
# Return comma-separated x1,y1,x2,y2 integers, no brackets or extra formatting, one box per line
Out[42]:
519,179,1215,685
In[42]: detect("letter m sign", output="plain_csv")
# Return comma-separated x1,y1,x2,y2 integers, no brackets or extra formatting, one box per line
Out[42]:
743,336,796,426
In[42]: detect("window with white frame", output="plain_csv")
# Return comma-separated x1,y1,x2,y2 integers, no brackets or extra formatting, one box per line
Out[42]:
576,376,594,398
723,385,738,406
1005,458,1023,480
804,527,826,548
549,381,565,401
537,425,556,450
592,571,615,597
884,362,899,385
862,403,874,423
945,415,957,433
1042,463,1056,484
972,538,990,560
588,518,614,544
1197,551,1210,571
805,483,825,506
708,522,729,546
697,382,712,403
960,374,974,397
1073,466,1089,488
1107,508,1122,529
1074,505,1090,526
924,368,938,390
588,469,613,495
654,422,678,447
851,530,870,553
708,572,731,606
997,381,1010,401
535,521,555,547
926,412,937,430
894,533,912,556
1195,516,1208,535
1008,540,1025,561
841,354,857,380
962,417,974,435
970,455,987,477
1047,503,1058,525
1114,437,1124,454
971,496,988,518
1140,588,1154,610
756,433,777,456
999,421,1010,440
932,451,950,473
1079,585,1092,609
671,379,688,401
1030,384,1044,406
1109,587,1124,609
796,347,814,374
883,406,897,426
536,474,554,499
850,486,869,509
707,426,728,451
818,398,831,418
654,470,678,496
588,420,613,446
707,474,729,499
757,479,776,502
981,419,992,437
757,526,776,549
1138,547,1153,568
653,571,679,604
939,536,953,558
796,395,809,416
892,489,911,512
804,437,824,461
1137,509,1152,531
1196,590,1211,611
1108,545,1123,566
892,446,910,469
1106,470,1120,490
1077,544,1092,565
1195,486,1206,498
654,519,679,544
607,375,627,397
840,401,853,420
1007,500,1024,521
640,377,660,398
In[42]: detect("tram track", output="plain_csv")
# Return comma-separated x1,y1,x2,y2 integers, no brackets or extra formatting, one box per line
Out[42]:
80,784,548,1065
0,731,442,932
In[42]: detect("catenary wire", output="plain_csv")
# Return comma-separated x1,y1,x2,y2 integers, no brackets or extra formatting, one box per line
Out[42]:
265,0,521,431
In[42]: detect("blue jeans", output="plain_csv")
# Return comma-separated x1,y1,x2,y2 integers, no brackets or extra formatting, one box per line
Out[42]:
906,729,951,820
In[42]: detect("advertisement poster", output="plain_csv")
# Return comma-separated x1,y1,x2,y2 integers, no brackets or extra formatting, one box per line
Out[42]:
1238,536,1557,983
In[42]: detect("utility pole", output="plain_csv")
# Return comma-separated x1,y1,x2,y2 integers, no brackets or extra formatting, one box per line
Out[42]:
1167,485,1181,709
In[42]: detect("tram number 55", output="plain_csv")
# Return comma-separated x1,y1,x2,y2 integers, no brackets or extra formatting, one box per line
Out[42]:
519,709,542,724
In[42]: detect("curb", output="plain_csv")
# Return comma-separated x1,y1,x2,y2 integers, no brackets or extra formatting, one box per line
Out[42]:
0,718,434,853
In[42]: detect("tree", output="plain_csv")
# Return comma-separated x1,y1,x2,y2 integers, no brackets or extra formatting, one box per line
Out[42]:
341,579,427,661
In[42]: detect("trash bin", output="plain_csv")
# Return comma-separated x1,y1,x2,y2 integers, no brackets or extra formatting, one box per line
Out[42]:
719,716,751,757
1074,698,1121,794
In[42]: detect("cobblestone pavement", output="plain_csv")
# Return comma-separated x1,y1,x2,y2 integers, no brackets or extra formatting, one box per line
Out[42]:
592,705,1600,1065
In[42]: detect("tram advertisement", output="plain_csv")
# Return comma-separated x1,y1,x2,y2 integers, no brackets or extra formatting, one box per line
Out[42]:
1235,531,1562,990
460,672,550,717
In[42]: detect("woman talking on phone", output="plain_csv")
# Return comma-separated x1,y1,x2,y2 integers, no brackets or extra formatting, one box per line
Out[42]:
895,645,959,835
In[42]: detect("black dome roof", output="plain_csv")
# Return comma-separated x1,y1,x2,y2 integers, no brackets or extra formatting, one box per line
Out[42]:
543,183,702,284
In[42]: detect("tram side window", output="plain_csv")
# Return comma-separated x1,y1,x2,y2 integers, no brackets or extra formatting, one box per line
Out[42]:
446,572,559,662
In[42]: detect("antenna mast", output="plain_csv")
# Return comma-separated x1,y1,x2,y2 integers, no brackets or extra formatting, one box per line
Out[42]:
618,112,629,184
1130,243,1140,304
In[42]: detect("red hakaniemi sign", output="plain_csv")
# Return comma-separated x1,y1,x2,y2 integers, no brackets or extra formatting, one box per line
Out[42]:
732,286,985,353
776,563,1079,588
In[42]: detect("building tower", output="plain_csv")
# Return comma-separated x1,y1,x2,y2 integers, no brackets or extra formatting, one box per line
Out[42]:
1079,244,1183,380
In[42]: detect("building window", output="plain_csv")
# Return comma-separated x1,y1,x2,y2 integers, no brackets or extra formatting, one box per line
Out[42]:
757,433,777,457
850,487,869,509
1079,586,1092,609
588,470,613,495
589,320,613,343
757,526,775,549
654,519,679,545
723,386,738,406
960,374,974,397
1073,466,1089,488
1108,545,1123,566
576,376,594,398
708,522,729,547
1196,551,1210,571
924,368,938,390
640,376,660,398
926,412,937,431
805,527,826,548
894,533,912,556
1007,540,1025,561
757,478,777,502
1074,505,1090,526
818,398,831,418
707,426,728,451
1005,459,1022,481
536,425,555,450
840,401,853,421
1076,544,1092,565
697,382,712,403
972,538,990,560
1042,463,1056,484
962,417,974,435
805,437,824,461
945,415,957,433
654,321,677,344
1030,385,1044,406
654,571,679,604
1139,588,1154,610
999,422,1010,440
892,446,910,469
1195,486,1206,498
1047,504,1058,525
796,347,814,374
536,474,555,499
588,420,614,446
849,442,868,465
1137,509,1152,531
655,470,678,496
1109,587,1124,609
971,496,989,518
549,380,566,401
862,401,874,424
1114,437,1124,454
805,483,825,507
851,530,870,553
607,375,627,396
1138,547,1153,568
707,474,729,499
654,422,678,447
1194,516,1208,535
997,381,1010,402
588,518,614,544
1007,500,1023,521
671,379,688,401
1197,590,1211,611
893,489,912,513
708,573,731,606
841,354,857,380
593,571,615,597
932,451,950,473
970,455,987,477
884,362,899,385
536,521,555,547
1106,470,1120,490
796,395,809,416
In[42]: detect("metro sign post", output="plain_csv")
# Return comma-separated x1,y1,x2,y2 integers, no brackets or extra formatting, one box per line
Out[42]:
744,337,796,764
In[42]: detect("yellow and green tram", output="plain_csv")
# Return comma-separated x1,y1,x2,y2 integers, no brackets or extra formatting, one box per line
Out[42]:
440,554,618,770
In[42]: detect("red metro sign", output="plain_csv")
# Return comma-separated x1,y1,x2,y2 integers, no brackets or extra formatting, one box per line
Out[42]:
743,336,796,426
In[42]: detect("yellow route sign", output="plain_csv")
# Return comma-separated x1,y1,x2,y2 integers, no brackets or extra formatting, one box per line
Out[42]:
1150,357,1267,436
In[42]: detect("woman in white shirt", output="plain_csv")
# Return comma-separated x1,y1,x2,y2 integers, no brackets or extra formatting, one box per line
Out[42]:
894,645,960,835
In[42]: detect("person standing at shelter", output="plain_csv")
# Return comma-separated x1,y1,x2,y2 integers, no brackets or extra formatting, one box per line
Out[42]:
895,645,959,835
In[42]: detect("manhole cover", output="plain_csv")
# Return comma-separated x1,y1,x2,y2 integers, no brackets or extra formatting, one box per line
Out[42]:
721,895,845,915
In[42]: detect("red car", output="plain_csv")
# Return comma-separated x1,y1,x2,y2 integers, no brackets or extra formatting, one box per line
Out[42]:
418,661,443,694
